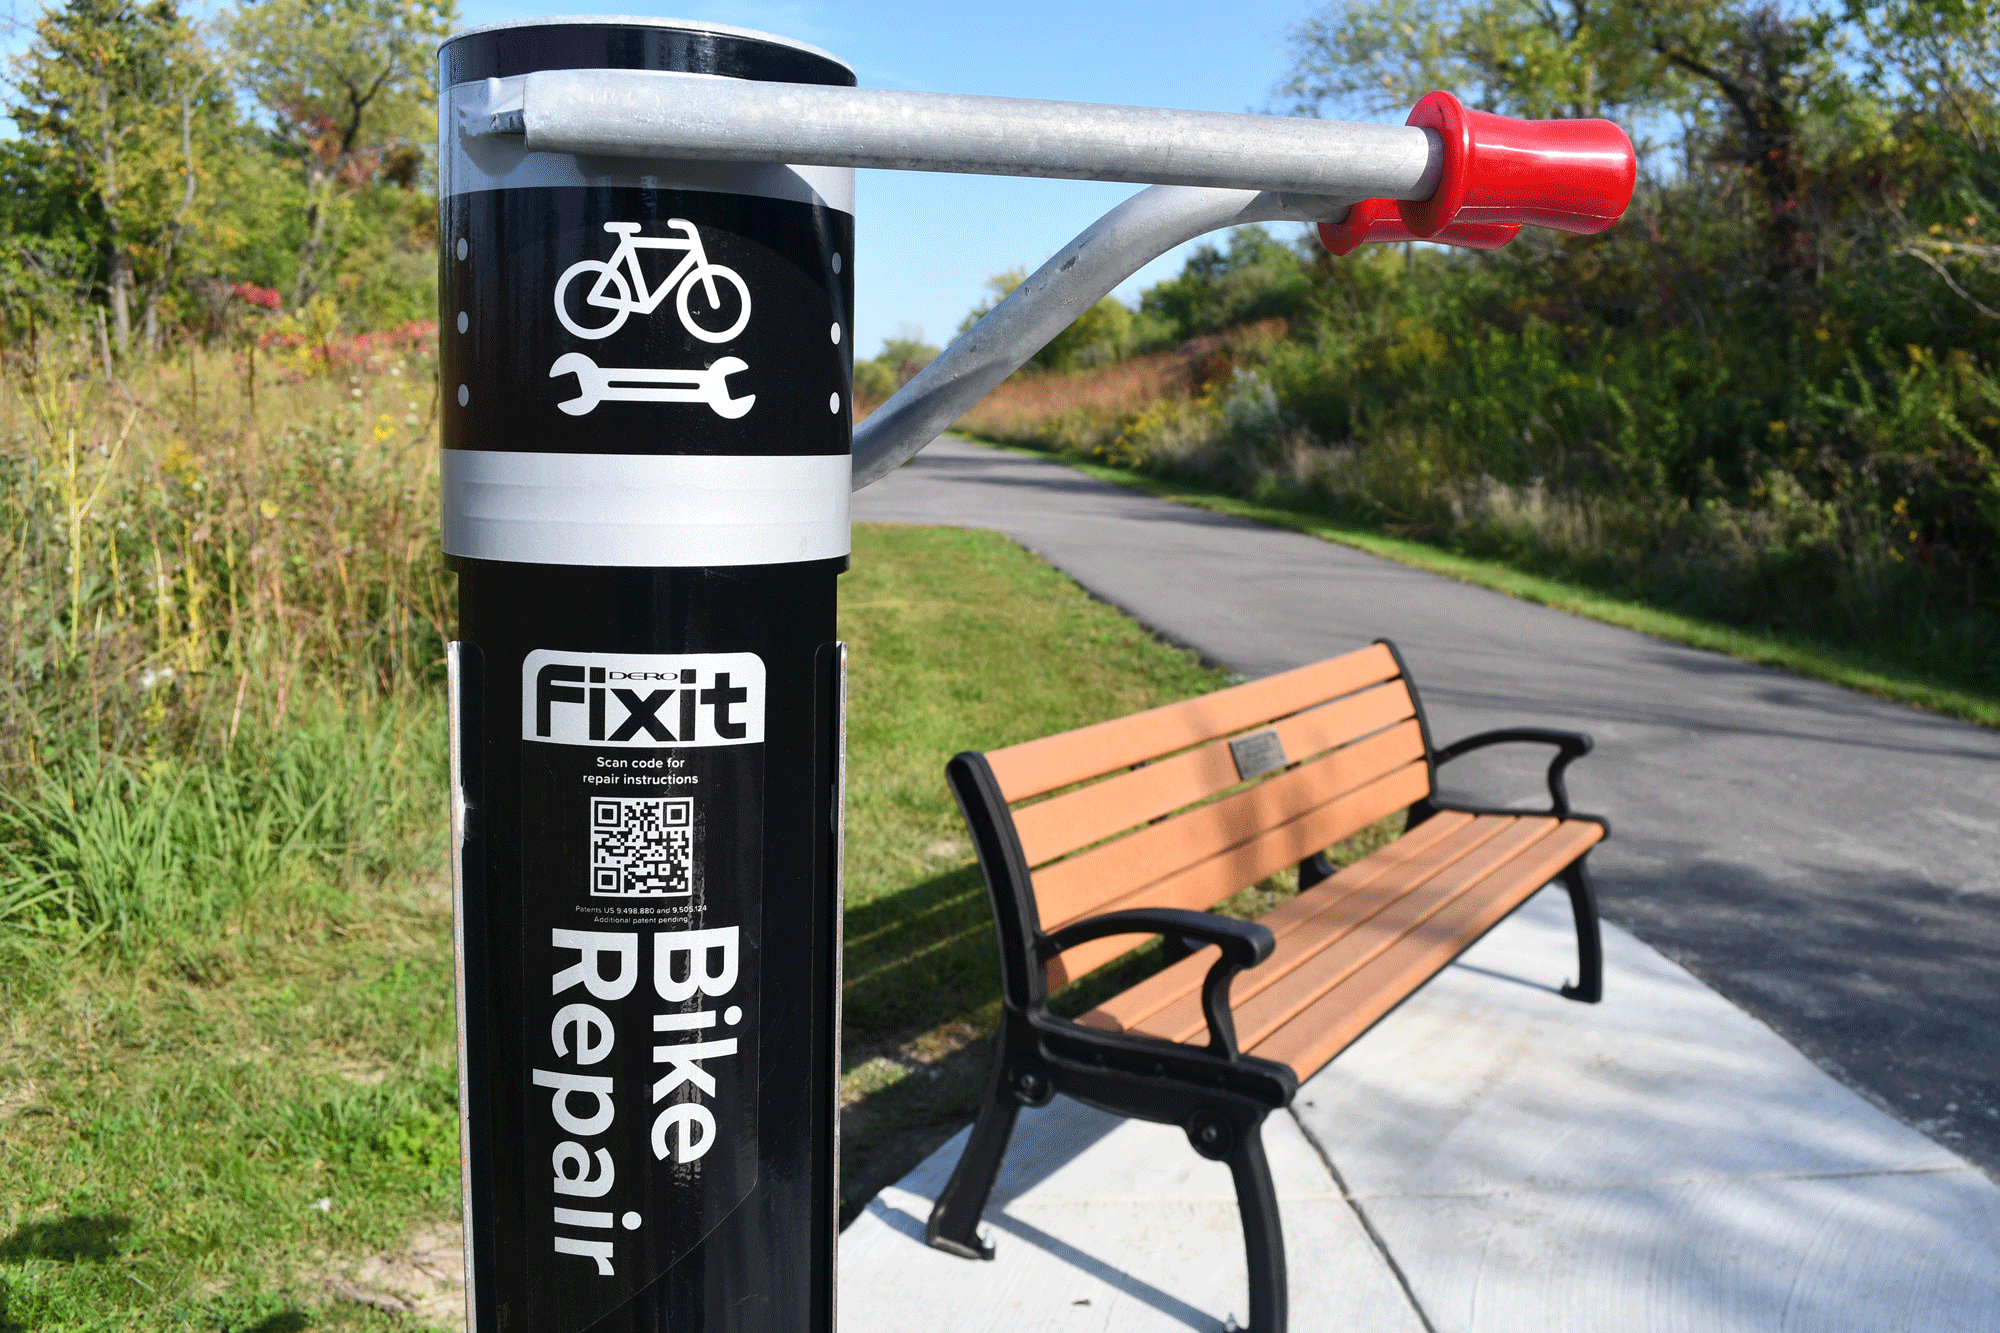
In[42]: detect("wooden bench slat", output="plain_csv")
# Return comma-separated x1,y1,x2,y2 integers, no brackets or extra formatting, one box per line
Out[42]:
1248,819,1607,1076
1012,681,1418,867
1214,816,1562,1051
1120,814,1539,1046
984,643,1402,801
1073,809,1480,1034
1032,720,1426,933
1044,758,1431,986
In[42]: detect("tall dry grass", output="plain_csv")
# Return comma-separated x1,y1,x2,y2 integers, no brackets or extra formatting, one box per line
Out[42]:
957,350,1192,440
0,322,449,951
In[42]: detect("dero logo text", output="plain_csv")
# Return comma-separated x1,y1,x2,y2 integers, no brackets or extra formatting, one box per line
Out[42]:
523,650,765,748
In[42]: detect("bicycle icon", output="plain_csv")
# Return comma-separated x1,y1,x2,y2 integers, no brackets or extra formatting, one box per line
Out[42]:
554,220,752,343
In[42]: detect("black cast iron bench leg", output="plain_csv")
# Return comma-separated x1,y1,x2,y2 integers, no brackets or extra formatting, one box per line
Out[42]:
1188,1107,1286,1333
926,1053,1021,1259
1224,1113,1287,1333
1558,855,1603,1004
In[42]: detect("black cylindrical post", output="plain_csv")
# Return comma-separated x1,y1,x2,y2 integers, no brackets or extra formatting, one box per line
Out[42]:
438,20,852,1333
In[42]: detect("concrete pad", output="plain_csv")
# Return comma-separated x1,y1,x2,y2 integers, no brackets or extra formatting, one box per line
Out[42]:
1292,888,2000,1331
1364,1172,2000,1333
839,1095,1425,1333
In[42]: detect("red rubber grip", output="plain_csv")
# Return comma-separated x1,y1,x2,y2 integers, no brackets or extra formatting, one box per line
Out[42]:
1398,91,1635,239
1317,197,1521,256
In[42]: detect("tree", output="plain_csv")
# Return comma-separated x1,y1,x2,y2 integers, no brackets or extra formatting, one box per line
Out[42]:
1140,227,1316,342
1280,0,1844,289
8,0,226,353
1640,4,1844,284
1277,0,1682,122
0,139,101,337
1849,0,2000,319
228,0,453,306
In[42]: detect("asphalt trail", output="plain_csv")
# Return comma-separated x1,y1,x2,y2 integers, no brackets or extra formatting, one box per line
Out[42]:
852,437,2000,1180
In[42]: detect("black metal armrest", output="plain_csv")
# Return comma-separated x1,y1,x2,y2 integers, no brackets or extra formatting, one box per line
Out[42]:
1038,908,1274,1059
1432,727,1592,816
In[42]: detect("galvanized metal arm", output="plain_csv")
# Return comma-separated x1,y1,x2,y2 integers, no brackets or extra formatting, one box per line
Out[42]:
502,69,1443,200
850,185,1352,489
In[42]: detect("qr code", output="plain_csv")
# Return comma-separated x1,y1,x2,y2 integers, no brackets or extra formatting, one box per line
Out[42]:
590,797,694,897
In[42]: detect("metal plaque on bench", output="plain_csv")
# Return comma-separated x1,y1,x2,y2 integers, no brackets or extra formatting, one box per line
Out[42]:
1229,729,1287,781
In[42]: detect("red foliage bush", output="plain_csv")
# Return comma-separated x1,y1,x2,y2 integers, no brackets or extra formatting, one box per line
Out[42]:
230,282,283,311
257,320,438,375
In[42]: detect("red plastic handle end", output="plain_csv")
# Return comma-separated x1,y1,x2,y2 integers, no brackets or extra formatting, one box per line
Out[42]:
1318,198,1521,256
1398,91,1635,239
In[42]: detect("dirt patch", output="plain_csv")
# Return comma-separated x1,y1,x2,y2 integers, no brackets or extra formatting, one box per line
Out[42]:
0,1079,38,1121
319,1222,465,1330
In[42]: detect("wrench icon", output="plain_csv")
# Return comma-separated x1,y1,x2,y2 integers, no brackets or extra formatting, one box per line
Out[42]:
549,352,757,419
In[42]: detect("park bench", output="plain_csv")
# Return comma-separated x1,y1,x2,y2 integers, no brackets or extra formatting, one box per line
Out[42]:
925,640,1609,1333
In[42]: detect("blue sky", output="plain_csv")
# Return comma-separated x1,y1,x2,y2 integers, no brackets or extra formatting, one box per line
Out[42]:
453,1,1332,358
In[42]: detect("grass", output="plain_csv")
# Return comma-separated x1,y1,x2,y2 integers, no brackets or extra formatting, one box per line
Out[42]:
0,685,455,1328
957,435,2000,730
0,695,445,952
0,872,462,1331
1,521,1330,1325
0,324,472,1328
835,523,1230,1216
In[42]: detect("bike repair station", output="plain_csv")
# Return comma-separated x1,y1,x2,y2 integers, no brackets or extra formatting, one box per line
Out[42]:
436,16,1634,1333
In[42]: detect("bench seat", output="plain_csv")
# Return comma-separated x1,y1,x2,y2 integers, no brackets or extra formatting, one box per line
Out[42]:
923,639,1610,1333
1078,810,1606,1075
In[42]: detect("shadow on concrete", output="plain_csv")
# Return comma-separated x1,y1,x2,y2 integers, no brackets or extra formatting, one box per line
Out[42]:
888,1096,1129,1217
1448,959,1563,997
987,1209,1228,1332
1289,892,2000,1330
1324,1080,2000,1330
866,1095,1226,1331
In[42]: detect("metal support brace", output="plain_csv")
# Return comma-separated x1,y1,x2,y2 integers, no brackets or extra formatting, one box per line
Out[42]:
852,185,1355,487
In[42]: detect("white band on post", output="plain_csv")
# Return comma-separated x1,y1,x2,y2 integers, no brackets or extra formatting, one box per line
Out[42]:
442,449,852,567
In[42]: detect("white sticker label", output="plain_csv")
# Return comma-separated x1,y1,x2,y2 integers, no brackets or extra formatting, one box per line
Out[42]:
522,651,765,748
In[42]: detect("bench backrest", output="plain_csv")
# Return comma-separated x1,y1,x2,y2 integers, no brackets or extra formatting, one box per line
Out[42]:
980,640,1435,987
